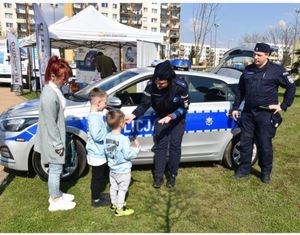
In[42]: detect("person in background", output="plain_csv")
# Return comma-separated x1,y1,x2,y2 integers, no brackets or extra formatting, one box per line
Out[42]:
94,51,117,79
86,88,111,207
125,60,190,189
104,110,140,217
231,43,296,184
34,55,76,211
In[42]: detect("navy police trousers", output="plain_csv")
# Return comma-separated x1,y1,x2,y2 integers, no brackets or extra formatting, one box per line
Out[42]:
238,109,277,177
152,117,186,180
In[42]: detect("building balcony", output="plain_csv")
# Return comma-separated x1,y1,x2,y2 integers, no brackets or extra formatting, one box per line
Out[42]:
73,3,82,8
171,24,180,30
161,4,168,9
169,32,179,38
17,18,26,24
16,8,26,14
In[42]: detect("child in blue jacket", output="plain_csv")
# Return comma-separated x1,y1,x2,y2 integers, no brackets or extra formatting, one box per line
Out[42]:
104,109,140,216
86,88,110,207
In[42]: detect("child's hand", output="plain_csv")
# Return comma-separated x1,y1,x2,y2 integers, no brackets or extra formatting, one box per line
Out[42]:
134,138,140,149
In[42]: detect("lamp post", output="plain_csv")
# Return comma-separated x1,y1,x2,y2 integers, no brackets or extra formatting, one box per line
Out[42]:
214,23,219,67
50,3,58,23
292,9,300,64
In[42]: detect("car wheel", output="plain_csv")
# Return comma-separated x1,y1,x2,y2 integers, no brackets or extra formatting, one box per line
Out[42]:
223,135,258,169
32,135,87,181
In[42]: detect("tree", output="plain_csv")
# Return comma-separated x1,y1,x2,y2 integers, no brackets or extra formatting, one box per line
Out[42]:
240,32,267,44
291,49,300,83
192,3,218,65
266,20,293,66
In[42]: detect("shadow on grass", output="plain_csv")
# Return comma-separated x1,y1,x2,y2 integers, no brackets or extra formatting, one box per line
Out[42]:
0,167,35,196
0,174,15,196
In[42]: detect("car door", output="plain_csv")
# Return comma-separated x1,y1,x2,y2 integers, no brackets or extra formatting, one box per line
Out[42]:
111,75,155,164
179,74,235,162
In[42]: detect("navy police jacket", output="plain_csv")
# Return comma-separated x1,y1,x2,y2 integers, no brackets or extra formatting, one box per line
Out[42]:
232,60,296,111
133,77,190,119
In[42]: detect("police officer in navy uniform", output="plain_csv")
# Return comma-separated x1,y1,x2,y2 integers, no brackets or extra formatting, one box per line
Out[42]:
125,60,190,188
231,43,296,184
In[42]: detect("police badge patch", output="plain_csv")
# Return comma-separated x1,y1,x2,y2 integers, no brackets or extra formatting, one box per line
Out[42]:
287,75,294,84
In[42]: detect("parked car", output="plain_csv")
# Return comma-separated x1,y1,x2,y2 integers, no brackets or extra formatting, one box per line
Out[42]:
171,59,191,71
0,67,258,181
212,46,255,79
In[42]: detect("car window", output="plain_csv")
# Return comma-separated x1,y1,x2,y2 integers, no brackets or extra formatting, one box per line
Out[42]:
114,76,152,106
74,71,139,100
222,56,253,71
178,75,231,103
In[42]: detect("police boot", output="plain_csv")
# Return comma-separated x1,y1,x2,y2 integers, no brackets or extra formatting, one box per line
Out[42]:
261,174,271,184
152,178,163,189
166,174,176,188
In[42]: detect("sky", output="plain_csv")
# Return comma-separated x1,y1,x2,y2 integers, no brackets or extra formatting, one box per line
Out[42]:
40,3,300,49
181,3,300,48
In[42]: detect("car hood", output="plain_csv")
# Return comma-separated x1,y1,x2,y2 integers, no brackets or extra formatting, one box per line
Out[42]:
0,98,86,119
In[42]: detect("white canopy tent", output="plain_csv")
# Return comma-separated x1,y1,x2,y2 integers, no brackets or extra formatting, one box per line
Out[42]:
20,6,164,67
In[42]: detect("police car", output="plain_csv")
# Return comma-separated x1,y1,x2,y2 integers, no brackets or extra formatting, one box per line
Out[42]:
0,67,257,181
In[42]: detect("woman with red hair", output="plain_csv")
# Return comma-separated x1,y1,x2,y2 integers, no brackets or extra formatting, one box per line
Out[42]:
34,56,76,211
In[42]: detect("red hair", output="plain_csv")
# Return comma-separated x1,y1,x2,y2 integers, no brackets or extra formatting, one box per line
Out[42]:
45,55,73,83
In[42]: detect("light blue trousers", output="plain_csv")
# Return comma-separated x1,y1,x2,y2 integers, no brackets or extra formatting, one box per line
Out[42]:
48,163,63,198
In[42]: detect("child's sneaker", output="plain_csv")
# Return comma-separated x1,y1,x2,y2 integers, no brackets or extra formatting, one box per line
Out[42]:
110,204,117,210
48,197,76,212
111,201,126,210
115,206,134,217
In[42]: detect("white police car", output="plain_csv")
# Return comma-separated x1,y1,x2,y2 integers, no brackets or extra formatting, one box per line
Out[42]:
0,67,257,181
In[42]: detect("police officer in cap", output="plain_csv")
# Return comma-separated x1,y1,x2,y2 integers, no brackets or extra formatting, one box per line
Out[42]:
231,42,296,184
125,60,190,188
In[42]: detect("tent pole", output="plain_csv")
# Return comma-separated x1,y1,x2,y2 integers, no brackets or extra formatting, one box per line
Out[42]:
119,43,122,71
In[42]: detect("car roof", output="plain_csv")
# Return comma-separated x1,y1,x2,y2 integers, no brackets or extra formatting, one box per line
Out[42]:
125,67,238,85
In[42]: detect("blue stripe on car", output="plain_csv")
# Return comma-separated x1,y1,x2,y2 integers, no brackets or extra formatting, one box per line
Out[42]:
1,111,236,142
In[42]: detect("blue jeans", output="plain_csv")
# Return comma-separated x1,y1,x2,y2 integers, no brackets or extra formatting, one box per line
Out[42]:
48,163,63,198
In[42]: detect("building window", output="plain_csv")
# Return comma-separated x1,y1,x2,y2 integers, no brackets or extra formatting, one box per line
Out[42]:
113,14,117,19
5,13,13,19
143,17,147,22
6,23,13,28
151,27,157,32
113,4,117,9
151,18,157,23
143,7,147,13
4,3,12,8
152,8,158,14
143,26,147,30
102,13,108,17
101,3,108,8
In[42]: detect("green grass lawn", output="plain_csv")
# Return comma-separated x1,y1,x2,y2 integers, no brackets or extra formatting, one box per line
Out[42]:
0,89,299,232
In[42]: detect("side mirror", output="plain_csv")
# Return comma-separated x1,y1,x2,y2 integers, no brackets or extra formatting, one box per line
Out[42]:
107,96,122,109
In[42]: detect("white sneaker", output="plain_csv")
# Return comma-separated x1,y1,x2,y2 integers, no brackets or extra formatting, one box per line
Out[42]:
48,193,75,203
48,197,76,212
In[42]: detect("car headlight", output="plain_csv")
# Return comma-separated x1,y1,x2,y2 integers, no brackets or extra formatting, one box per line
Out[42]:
0,118,38,132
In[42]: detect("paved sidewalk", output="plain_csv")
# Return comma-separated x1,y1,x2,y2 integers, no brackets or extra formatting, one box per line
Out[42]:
0,87,27,184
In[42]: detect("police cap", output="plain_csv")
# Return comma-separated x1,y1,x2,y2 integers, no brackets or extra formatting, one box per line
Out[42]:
254,43,273,53
153,60,175,81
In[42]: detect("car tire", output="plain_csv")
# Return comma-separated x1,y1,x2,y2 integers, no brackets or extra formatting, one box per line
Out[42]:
223,134,258,169
32,136,87,181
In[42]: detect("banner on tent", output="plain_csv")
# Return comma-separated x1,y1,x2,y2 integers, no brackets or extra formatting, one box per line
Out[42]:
75,46,120,84
7,32,22,94
123,46,137,70
33,3,50,90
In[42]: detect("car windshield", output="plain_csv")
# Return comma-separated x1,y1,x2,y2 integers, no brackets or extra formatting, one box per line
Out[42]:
73,70,139,100
222,55,253,71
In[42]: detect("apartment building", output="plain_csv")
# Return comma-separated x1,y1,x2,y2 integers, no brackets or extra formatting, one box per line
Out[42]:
0,3,35,38
180,42,229,66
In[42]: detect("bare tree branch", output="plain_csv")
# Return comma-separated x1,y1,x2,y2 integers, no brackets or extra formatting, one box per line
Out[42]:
192,3,218,65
